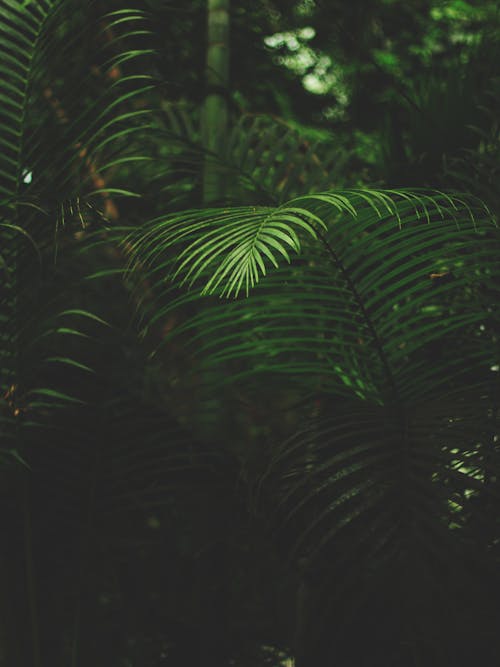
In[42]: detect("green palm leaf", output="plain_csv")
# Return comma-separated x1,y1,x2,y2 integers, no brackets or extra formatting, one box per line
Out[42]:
124,189,499,663
126,189,499,403
258,391,500,661
0,1,156,453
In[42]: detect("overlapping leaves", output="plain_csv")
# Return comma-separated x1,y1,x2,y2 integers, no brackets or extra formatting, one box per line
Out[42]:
127,189,499,403
0,0,156,447
149,105,356,211
124,186,499,661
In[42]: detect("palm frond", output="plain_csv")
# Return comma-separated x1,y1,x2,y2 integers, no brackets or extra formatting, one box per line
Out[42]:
0,1,157,452
126,189,499,403
124,189,499,661
259,392,500,663
22,4,156,207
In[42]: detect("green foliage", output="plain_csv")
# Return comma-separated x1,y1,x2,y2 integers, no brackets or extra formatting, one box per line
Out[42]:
0,1,155,444
150,106,358,210
1,1,499,666
127,186,500,662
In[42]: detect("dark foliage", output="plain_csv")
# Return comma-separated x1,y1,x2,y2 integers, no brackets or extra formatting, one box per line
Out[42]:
1,1,499,666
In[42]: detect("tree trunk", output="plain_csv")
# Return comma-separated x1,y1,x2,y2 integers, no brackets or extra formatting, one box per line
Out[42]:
202,0,230,204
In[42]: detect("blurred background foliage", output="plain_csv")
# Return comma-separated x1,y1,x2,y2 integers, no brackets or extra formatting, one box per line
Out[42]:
0,0,499,666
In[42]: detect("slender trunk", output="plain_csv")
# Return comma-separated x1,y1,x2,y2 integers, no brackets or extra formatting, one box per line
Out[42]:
202,0,230,204
199,0,232,439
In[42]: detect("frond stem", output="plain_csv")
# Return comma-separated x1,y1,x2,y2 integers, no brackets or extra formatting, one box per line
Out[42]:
316,229,398,400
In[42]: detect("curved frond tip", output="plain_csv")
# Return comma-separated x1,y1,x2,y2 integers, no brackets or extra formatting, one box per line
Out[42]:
127,188,490,299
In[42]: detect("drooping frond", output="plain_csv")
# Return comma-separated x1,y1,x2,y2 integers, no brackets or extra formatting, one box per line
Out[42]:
1,2,154,208
22,4,156,209
127,203,323,299
264,395,499,567
257,392,500,662
126,189,499,402
124,186,500,662
0,1,156,453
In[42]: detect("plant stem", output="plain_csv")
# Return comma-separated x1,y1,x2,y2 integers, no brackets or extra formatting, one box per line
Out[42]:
316,229,398,400
202,0,230,204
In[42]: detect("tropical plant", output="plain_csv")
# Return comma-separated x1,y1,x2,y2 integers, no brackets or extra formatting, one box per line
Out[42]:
1,1,499,666
126,188,500,664
0,0,155,444
0,2,189,664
